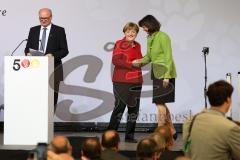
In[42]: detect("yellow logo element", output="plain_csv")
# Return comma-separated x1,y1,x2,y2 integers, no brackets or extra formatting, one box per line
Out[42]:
30,59,40,68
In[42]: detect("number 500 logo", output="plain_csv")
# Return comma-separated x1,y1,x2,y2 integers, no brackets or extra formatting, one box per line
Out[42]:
13,59,40,71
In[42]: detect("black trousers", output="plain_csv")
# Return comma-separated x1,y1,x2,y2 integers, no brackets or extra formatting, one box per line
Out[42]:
108,82,142,139
54,80,60,112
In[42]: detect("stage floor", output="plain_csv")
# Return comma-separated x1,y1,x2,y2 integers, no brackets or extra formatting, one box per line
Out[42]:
0,131,183,151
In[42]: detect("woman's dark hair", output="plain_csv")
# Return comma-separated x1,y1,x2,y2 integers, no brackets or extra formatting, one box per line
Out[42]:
206,80,233,106
138,15,161,34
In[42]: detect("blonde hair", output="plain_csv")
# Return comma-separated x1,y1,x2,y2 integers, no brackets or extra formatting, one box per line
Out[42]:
123,22,139,33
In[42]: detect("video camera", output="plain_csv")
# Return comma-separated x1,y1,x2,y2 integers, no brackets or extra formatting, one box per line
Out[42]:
27,143,48,160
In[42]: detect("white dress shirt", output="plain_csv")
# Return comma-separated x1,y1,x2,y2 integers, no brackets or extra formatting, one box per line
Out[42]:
39,24,52,53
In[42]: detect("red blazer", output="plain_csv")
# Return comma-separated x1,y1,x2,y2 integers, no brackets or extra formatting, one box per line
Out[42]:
112,38,143,84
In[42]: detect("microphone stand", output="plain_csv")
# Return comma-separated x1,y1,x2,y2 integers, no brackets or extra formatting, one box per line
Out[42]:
0,104,4,112
11,39,28,56
202,47,209,109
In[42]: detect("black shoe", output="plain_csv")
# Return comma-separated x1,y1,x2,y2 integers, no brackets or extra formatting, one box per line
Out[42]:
173,133,178,140
125,138,138,143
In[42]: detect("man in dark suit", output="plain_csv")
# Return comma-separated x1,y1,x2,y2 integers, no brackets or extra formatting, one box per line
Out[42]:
81,138,102,160
25,8,69,110
137,138,158,160
101,130,129,160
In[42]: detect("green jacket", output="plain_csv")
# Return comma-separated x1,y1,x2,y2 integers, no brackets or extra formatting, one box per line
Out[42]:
141,31,177,79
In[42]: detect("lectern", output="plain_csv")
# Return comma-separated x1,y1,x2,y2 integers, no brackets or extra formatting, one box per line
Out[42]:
4,56,54,145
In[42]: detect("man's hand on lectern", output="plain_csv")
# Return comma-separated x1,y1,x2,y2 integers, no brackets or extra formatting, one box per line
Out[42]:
45,53,53,58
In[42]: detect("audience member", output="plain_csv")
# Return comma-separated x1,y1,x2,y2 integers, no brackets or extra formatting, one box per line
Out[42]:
174,156,190,160
154,125,173,150
183,80,240,160
81,138,102,160
101,130,129,160
148,133,165,159
49,135,74,160
154,125,184,160
48,150,67,160
136,138,158,160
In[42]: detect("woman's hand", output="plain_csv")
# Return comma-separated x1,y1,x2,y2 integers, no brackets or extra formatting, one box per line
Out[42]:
163,79,169,88
132,59,142,67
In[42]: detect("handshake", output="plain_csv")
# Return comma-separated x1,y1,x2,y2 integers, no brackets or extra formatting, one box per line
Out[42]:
132,59,142,67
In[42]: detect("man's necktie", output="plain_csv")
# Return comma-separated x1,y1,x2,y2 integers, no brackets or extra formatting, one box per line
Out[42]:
40,27,47,52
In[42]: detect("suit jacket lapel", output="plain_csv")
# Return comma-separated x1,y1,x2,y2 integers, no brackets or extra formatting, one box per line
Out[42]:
46,24,55,52
35,25,41,50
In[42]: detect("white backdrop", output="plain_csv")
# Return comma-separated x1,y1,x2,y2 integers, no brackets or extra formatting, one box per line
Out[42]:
1,0,240,123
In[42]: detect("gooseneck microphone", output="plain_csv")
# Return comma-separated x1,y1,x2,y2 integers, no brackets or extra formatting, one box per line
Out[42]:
11,39,28,56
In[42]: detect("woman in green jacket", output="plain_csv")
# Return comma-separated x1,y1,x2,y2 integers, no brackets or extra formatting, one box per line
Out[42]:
134,15,177,138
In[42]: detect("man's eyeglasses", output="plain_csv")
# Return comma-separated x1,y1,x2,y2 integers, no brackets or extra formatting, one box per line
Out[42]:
39,16,51,20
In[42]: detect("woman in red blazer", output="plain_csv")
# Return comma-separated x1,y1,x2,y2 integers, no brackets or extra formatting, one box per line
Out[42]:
107,22,143,143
